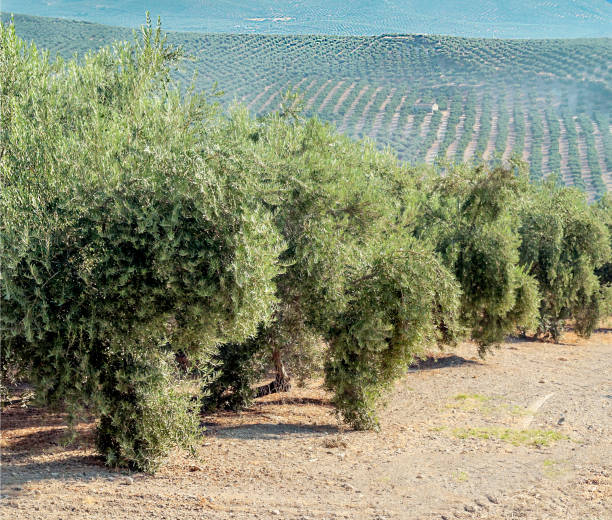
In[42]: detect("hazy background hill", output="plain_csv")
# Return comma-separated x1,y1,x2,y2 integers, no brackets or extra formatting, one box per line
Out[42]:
3,0,612,38
2,13,611,198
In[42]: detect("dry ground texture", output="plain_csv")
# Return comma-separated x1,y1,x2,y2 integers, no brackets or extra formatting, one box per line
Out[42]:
1,330,611,520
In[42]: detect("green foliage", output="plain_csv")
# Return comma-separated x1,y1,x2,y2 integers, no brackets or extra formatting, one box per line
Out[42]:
95,351,200,473
0,19,283,471
415,162,540,351
325,241,461,429
594,195,612,320
594,194,612,287
2,16,610,460
254,115,462,429
200,110,462,427
451,427,568,447
201,339,264,412
518,177,611,340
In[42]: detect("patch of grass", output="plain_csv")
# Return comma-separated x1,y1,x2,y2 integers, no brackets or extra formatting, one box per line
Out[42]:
542,458,570,479
503,404,533,417
453,470,469,482
453,393,490,402
448,393,496,413
452,427,568,447
448,394,535,418
429,426,447,432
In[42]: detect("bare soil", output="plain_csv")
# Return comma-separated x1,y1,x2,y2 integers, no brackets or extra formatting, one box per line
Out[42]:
2,331,611,520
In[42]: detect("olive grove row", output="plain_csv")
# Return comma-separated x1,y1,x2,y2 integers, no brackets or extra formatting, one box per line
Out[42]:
1,22,610,472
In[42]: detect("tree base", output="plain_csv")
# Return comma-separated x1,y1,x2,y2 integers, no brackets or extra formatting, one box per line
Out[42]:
256,377,291,397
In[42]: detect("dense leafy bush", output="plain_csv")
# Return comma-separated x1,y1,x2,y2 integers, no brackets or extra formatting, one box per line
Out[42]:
518,178,610,340
324,240,461,429
593,194,612,318
201,339,264,412
95,350,200,473
414,162,540,351
0,20,283,471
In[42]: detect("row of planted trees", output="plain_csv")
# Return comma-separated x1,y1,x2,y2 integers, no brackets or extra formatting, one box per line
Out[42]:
1,21,611,473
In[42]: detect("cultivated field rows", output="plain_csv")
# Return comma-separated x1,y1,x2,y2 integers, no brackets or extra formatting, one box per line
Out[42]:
240,77,611,197
8,13,612,197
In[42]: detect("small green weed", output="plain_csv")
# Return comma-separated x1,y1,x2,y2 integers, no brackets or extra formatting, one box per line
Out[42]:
504,404,533,416
448,394,534,417
453,470,469,482
429,426,447,432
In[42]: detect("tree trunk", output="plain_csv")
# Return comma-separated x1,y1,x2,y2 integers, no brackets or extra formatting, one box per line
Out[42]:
255,348,291,397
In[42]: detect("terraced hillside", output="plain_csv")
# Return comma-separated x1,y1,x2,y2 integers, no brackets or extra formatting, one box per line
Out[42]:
4,14,612,197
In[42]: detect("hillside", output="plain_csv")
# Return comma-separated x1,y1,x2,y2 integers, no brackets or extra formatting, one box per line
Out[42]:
3,0,612,38
4,13,612,197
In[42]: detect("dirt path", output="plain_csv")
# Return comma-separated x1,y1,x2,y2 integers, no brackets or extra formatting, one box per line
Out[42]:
446,114,466,161
463,94,484,163
2,332,611,520
354,87,383,135
388,95,407,137
305,80,333,111
483,101,499,161
521,95,532,164
370,89,397,139
574,117,595,201
333,83,356,115
317,81,344,112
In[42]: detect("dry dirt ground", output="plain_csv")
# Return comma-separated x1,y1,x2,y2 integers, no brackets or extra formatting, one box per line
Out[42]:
1,331,611,520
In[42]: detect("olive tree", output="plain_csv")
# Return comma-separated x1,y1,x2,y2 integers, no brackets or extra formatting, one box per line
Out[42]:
594,194,612,318
203,110,462,428
412,161,540,352
0,20,283,471
594,194,612,285
518,177,611,341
